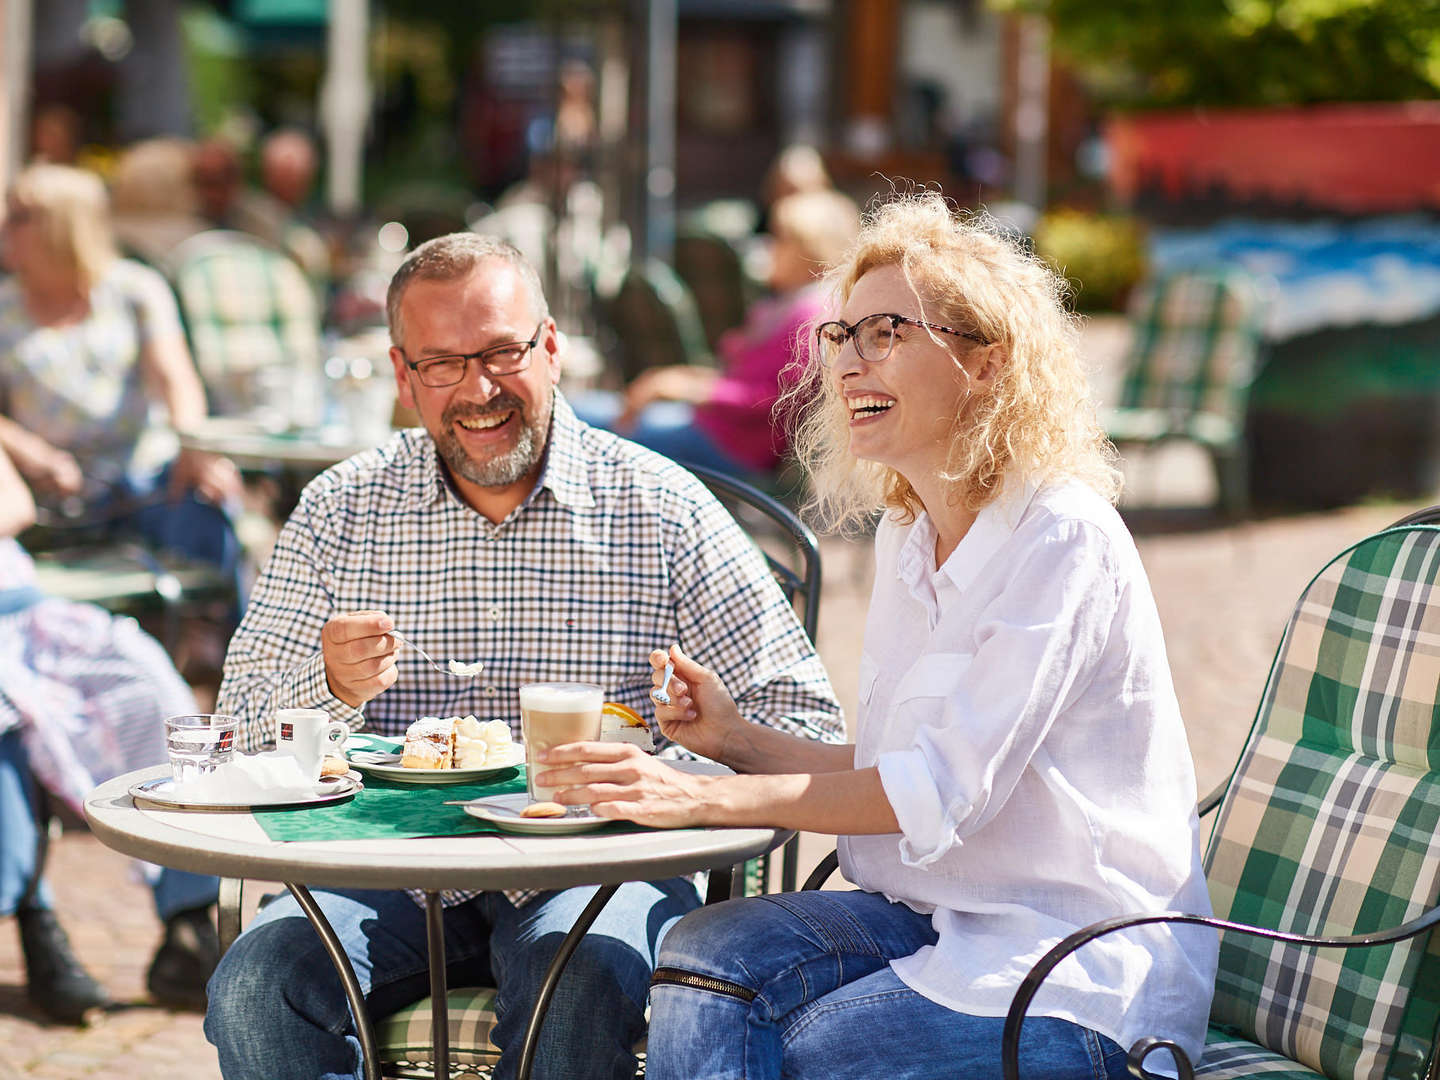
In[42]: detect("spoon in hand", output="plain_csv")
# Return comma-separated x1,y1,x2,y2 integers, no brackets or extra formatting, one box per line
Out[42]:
650,659,676,705
390,631,484,679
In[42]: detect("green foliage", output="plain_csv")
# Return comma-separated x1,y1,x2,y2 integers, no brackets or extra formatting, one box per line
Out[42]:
993,0,1440,107
1033,209,1148,313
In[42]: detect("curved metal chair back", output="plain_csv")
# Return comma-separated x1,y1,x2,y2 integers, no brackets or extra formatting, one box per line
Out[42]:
600,258,712,382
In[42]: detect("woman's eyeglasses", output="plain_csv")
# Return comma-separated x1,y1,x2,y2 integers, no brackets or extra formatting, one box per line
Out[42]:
815,313,987,366
400,323,545,388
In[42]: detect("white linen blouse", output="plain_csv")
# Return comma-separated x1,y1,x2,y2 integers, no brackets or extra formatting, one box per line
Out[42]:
838,477,1218,1062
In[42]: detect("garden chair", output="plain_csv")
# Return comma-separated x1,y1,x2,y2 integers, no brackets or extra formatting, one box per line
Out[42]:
1104,266,1269,516
217,466,824,1079
167,229,322,421
596,259,713,383
1000,505,1440,1080
674,230,754,351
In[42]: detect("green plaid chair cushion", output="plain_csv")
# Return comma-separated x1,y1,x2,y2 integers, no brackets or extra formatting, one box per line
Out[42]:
379,987,502,1068
1197,1030,1326,1080
1110,267,1267,445
1202,525,1440,1080
170,230,322,418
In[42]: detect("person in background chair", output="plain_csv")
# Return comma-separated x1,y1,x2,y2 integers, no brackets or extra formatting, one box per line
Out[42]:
0,445,221,1019
542,192,1219,1079
572,189,861,481
0,163,243,591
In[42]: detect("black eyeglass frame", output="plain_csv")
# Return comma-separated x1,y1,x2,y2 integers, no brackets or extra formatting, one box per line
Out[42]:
814,312,988,366
399,321,547,387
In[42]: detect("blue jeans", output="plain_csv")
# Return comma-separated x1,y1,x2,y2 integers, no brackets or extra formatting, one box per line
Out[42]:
204,878,703,1080
568,393,763,482
0,730,217,919
647,890,1129,1080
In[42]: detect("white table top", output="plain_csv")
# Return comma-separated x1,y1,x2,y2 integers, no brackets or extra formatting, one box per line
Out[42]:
85,765,791,893
179,418,382,470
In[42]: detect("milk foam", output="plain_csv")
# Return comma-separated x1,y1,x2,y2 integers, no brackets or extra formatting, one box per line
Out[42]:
518,683,603,711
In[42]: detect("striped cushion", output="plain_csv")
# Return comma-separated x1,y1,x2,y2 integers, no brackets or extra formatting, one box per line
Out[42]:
1108,267,1266,443
378,987,501,1068
172,234,321,418
1198,1030,1326,1080
1203,525,1440,1080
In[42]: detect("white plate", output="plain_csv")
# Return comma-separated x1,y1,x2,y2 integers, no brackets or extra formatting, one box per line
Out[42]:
460,793,608,835
129,772,363,811
347,751,523,786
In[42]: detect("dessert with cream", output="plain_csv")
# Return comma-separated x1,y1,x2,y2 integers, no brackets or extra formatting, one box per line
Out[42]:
600,702,655,753
400,715,519,770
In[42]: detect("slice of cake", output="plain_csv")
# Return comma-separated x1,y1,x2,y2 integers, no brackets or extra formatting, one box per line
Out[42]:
601,702,655,753
402,715,520,770
401,717,454,769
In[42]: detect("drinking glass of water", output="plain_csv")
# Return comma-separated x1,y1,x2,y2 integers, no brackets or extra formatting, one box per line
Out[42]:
166,714,238,786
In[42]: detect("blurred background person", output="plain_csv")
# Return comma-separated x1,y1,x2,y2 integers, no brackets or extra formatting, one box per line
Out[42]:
257,127,332,286
0,164,243,588
108,136,208,268
28,104,83,167
0,444,221,1020
757,143,835,235
574,187,861,480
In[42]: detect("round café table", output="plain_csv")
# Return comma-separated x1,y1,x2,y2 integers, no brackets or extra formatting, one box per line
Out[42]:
86,765,792,1080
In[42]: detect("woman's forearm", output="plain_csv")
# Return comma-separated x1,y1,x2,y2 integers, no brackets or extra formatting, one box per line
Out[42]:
719,720,856,776
703,766,900,835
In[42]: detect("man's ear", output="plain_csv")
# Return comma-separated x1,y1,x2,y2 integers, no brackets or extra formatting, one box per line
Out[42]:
390,346,416,410
544,320,563,386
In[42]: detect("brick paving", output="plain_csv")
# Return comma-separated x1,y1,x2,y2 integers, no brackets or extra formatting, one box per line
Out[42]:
2,314,1435,1076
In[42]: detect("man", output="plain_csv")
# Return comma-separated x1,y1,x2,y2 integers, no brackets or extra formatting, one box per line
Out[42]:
203,233,842,1080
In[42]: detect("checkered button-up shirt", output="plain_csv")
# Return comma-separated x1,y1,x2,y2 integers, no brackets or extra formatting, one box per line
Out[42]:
216,395,843,907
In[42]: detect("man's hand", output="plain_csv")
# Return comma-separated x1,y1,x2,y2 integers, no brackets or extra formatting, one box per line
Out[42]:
24,443,83,498
322,610,400,708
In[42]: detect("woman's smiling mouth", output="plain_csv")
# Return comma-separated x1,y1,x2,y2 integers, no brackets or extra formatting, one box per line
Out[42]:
848,395,895,423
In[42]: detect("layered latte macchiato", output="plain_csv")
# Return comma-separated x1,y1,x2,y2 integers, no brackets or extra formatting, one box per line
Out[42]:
518,682,603,804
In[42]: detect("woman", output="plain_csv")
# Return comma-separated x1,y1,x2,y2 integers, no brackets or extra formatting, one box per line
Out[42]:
538,193,1218,1078
0,163,241,581
0,445,220,1020
573,188,860,480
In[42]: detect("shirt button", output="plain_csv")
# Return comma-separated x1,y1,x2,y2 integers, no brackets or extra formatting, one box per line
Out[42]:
487,605,502,622
483,685,499,698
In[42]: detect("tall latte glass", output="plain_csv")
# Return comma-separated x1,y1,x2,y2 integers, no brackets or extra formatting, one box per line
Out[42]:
519,682,603,810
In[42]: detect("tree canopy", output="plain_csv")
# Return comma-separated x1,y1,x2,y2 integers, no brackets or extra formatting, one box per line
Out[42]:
993,0,1440,108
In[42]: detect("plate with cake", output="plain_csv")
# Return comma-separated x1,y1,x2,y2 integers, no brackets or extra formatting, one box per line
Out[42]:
347,716,523,785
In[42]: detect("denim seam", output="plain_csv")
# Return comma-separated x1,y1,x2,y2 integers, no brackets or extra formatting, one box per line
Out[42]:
777,986,915,1048
758,894,885,957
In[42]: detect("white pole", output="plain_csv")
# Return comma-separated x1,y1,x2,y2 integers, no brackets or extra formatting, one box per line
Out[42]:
1013,13,1050,216
320,0,369,217
2,0,34,189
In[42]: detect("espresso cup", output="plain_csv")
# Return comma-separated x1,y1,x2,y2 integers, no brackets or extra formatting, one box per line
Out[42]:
518,682,603,806
275,708,349,781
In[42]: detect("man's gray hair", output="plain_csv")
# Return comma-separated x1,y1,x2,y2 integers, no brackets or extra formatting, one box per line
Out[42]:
386,233,550,348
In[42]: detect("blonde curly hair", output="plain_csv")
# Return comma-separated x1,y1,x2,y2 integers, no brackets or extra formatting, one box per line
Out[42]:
783,191,1120,534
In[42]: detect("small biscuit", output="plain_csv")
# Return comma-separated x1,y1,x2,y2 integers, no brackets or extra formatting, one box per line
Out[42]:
520,801,567,819
320,755,351,777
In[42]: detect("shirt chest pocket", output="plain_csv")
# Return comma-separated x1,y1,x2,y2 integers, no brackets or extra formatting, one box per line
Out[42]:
892,651,975,708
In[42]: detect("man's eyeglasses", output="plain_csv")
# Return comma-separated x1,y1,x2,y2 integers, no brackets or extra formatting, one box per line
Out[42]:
401,323,546,388
815,313,987,366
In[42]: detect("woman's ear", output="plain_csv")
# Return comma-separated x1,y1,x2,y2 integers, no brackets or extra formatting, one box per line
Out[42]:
971,343,1006,388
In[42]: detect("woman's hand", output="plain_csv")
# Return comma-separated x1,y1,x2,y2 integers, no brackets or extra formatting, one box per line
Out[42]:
649,644,749,764
168,447,242,505
536,742,718,827
25,444,83,498
615,366,718,430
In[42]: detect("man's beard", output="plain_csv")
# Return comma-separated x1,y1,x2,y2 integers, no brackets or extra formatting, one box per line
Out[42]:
436,388,553,488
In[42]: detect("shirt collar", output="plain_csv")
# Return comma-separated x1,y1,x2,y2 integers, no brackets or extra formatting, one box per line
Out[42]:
403,391,597,516
897,473,1040,596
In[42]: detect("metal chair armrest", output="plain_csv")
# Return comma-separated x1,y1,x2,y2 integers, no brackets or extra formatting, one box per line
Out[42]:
1197,778,1228,818
1002,904,1440,1080
800,849,840,892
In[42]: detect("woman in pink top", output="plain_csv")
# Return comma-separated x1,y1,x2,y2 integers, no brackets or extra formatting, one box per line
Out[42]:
573,189,859,478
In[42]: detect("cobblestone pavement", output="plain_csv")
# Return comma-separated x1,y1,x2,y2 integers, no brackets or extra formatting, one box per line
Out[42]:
2,315,1434,1077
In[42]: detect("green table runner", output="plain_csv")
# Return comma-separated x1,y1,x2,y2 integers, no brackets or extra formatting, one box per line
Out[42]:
253,768,528,842
252,767,650,843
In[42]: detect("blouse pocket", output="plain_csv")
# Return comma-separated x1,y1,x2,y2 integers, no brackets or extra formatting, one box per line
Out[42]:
892,651,974,707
